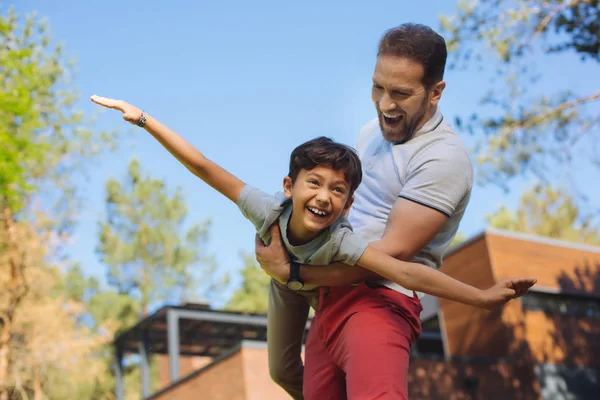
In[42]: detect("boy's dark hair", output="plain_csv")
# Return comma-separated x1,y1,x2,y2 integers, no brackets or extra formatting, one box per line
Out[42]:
288,137,362,196
377,23,447,88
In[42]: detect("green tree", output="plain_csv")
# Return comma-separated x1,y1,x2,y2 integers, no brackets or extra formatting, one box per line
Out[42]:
226,253,271,313
94,158,225,398
440,1,600,193
1,11,48,212
57,263,141,344
0,8,115,399
487,184,600,244
97,158,218,316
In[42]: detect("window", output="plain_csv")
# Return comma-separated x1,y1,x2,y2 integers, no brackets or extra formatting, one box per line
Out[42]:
421,316,440,330
521,292,600,318
413,317,444,356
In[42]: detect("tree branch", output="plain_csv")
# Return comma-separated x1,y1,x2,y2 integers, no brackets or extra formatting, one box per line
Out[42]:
506,89,600,131
451,0,595,54
530,0,595,43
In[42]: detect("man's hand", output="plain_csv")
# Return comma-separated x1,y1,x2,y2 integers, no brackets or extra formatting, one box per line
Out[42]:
479,278,537,310
91,95,143,125
255,224,290,284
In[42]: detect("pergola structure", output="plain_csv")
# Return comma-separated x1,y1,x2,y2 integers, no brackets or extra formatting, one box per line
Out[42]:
113,303,284,399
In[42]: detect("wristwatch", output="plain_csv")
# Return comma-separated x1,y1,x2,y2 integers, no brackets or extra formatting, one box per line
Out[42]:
285,261,304,291
137,111,147,127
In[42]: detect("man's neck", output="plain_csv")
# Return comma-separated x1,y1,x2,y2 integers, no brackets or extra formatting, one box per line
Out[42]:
415,105,438,133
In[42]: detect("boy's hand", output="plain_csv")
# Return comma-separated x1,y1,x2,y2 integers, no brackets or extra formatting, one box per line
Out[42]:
90,95,143,125
479,277,537,309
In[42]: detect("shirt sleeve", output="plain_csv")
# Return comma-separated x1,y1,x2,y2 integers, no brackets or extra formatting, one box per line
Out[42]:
334,228,369,266
399,143,473,217
236,185,281,233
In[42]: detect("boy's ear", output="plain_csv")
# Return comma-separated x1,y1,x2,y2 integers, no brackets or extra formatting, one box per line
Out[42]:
283,176,293,198
342,195,354,216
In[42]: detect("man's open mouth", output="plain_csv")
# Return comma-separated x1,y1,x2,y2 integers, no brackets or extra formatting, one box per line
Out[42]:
383,113,403,127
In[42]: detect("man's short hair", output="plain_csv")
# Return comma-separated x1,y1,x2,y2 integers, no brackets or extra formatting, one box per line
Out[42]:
288,137,362,196
378,23,447,88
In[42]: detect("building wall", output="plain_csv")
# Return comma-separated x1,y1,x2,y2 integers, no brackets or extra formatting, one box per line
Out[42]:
439,236,512,357
408,358,539,400
489,233,600,367
242,347,295,400
152,345,294,399
440,232,600,366
487,234,600,296
502,301,600,368
152,352,246,400
157,355,213,390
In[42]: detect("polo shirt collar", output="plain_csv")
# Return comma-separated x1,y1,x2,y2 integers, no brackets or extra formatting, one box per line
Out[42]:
409,108,444,141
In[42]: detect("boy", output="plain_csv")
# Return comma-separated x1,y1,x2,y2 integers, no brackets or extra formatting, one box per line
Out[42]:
91,94,536,397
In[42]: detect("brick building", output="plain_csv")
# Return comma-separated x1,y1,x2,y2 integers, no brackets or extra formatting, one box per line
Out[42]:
113,229,600,399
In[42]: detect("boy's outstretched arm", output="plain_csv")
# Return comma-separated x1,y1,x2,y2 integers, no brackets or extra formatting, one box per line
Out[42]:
255,225,535,309
356,246,536,309
90,95,245,203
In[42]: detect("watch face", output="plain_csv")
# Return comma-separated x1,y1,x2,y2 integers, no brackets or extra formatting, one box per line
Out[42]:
286,280,304,291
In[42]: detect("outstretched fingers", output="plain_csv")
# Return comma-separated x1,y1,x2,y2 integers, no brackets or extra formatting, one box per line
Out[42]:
507,277,537,298
90,95,125,111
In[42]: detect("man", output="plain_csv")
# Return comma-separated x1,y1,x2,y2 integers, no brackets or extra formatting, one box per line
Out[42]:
257,23,473,399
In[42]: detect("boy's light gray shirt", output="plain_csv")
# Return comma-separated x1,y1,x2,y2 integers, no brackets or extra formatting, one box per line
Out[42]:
236,186,368,289
349,109,473,298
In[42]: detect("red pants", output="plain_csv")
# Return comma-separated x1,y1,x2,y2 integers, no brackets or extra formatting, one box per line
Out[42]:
304,283,422,400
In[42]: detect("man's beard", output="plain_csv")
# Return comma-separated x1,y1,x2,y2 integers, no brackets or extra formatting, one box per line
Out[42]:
378,97,430,144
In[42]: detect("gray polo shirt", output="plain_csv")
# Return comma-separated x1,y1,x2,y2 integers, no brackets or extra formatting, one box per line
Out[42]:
237,185,368,290
349,109,473,298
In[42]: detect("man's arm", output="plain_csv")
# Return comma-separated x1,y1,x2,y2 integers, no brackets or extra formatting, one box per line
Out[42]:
256,198,448,286
90,95,245,203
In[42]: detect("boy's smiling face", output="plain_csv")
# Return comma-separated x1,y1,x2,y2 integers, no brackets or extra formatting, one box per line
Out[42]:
283,165,353,245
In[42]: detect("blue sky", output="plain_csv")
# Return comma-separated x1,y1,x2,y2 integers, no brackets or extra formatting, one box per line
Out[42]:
13,0,599,307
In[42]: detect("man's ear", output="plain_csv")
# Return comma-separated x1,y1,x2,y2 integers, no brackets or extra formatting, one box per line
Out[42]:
283,176,293,199
429,80,446,106
342,195,354,216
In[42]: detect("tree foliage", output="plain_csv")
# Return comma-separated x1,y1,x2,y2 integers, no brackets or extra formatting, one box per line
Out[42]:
487,184,600,244
97,158,217,316
226,253,271,314
440,0,600,193
0,218,113,399
0,8,115,215
0,8,117,399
